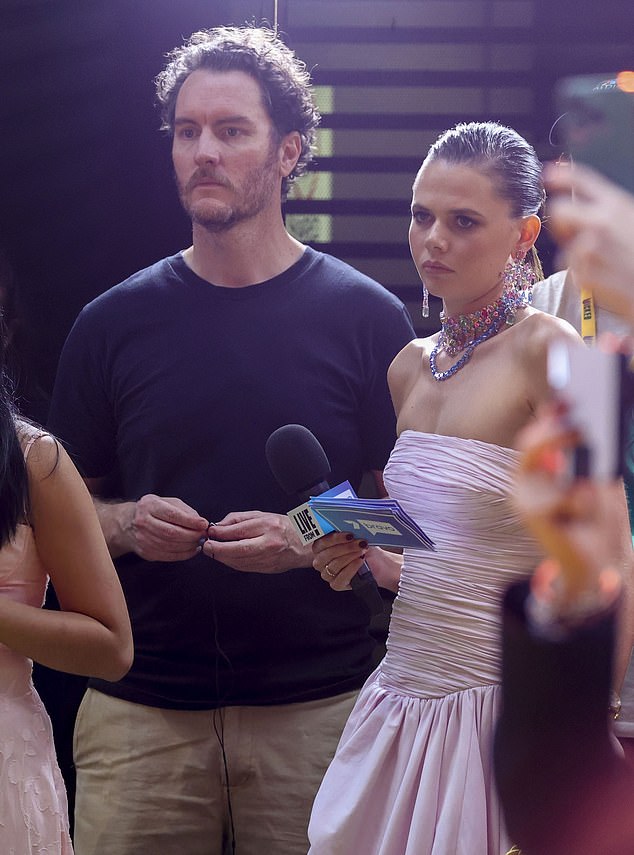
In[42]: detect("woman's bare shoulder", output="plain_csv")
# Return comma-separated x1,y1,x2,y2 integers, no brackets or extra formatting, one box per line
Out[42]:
390,335,436,369
388,337,433,403
16,422,61,477
515,307,583,352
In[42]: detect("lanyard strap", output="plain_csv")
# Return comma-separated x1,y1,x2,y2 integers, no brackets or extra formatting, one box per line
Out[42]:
580,288,596,344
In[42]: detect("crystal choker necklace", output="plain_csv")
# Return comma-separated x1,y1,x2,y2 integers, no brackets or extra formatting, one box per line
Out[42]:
429,288,529,381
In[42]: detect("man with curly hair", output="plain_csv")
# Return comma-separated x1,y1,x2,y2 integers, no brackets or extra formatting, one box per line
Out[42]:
48,26,414,855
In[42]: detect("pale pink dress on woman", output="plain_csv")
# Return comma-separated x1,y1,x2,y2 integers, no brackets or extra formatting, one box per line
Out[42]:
308,430,542,855
0,434,73,854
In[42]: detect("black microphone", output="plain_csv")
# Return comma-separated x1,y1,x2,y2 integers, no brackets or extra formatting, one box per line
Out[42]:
266,424,384,616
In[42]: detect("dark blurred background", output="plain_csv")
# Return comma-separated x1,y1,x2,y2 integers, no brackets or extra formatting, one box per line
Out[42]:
1,0,633,411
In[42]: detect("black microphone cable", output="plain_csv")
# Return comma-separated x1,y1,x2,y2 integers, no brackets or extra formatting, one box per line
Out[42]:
206,548,237,855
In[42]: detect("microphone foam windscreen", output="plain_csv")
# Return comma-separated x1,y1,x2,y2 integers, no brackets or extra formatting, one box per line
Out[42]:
265,424,331,496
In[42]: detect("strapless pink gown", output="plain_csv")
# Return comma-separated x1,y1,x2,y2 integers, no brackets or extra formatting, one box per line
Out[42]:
0,521,72,854
309,431,542,855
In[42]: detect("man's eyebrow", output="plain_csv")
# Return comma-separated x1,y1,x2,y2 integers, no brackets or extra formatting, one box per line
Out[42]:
173,114,254,125
215,115,253,124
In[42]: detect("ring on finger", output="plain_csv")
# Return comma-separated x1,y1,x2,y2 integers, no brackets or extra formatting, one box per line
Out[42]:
325,562,337,579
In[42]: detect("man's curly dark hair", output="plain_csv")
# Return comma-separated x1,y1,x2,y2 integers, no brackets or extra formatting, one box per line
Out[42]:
155,26,320,199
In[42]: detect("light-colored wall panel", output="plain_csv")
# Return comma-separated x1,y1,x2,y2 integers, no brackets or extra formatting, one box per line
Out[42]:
289,171,334,201
286,213,332,243
332,215,410,243
300,43,487,72
323,85,530,114
303,43,534,74
287,1,533,28
489,44,534,69
488,87,534,113
492,1,534,27
290,172,416,201
279,0,540,320
315,129,439,159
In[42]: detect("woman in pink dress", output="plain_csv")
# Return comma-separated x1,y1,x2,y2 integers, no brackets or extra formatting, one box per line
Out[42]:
307,122,633,854
0,321,133,852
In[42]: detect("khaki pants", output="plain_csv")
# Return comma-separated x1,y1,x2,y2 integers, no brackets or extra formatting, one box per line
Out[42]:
73,687,357,855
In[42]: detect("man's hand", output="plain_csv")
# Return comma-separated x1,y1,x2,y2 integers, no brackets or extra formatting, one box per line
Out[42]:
202,511,313,573
96,494,209,561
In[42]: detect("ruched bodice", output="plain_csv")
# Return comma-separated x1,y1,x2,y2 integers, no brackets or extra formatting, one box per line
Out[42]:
0,438,72,854
309,431,542,855
0,525,48,694
380,430,539,697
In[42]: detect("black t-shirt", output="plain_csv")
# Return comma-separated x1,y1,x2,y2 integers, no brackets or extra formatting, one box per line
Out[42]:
48,247,415,709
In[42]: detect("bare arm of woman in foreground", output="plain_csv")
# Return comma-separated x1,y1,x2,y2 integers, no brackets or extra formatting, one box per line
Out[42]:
0,432,133,680
515,403,634,692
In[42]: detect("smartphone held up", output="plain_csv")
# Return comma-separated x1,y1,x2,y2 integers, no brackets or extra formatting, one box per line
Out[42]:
548,341,634,480
555,71,634,193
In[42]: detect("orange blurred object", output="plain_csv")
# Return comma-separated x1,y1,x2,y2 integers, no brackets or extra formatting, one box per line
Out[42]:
616,71,634,93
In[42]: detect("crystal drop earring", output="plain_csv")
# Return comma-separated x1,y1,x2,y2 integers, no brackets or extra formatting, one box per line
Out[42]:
421,283,429,319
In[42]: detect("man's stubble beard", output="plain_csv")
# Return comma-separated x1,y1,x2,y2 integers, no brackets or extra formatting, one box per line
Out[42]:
178,146,281,234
